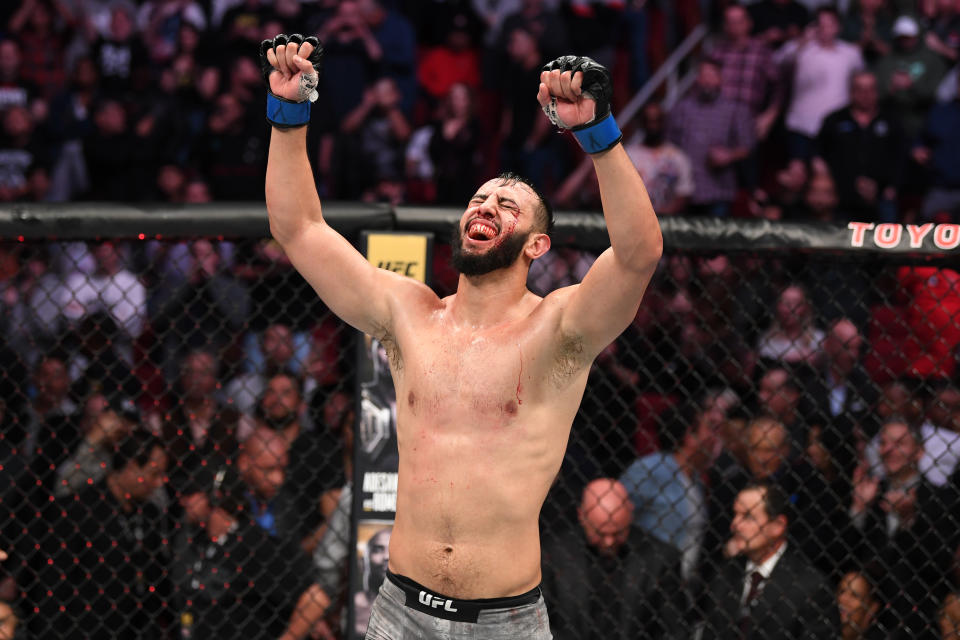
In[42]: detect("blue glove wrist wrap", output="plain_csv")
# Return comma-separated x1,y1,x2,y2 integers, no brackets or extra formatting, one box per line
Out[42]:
267,93,311,129
572,112,622,154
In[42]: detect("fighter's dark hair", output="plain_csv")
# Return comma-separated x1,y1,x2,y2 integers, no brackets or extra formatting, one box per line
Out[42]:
494,172,554,236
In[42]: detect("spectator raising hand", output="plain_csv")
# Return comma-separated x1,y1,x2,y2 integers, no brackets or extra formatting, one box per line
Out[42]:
851,462,880,517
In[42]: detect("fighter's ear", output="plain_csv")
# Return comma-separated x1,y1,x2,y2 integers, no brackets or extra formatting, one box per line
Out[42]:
526,233,551,261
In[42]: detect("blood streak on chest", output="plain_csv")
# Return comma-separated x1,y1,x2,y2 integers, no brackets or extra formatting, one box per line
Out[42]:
515,343,523,405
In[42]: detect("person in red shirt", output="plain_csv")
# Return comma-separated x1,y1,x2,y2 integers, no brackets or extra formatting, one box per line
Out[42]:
417,23,480,102
897,266,960,379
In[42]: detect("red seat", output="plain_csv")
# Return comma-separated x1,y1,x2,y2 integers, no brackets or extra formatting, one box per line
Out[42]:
864,304,910,385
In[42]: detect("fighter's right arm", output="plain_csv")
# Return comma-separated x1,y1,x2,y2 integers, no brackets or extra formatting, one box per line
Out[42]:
266,127,398,336
263,35,404,337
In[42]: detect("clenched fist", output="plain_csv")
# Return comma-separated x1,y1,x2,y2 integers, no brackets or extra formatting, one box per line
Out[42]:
260,33,323,103
538,55,621,154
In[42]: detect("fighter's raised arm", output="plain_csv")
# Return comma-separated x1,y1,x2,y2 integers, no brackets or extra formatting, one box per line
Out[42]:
538,57,663,358
262,34,423,338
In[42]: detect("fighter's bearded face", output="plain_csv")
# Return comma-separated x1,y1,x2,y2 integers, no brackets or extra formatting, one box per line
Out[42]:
451,179,541,276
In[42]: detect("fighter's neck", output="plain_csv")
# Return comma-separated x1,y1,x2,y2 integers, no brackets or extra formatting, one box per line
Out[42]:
451,270,534,327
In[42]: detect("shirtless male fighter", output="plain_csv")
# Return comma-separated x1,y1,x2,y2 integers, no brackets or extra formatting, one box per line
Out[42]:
262,33,662,639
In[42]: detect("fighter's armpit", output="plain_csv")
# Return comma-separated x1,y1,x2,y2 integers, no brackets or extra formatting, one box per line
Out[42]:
371,322,403,373
550,331,586,388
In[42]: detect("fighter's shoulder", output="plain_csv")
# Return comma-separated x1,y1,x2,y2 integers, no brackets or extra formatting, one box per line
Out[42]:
534,285,576,323
384,269,443,313
539,284,577,305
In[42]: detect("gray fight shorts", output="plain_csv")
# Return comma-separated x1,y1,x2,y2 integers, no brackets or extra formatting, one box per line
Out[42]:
364,571,553,639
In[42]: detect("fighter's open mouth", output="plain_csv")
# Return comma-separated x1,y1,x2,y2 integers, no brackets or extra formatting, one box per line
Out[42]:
467,220,499,241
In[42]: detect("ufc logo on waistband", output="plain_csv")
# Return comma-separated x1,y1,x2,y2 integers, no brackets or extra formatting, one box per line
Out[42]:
418,591,459,612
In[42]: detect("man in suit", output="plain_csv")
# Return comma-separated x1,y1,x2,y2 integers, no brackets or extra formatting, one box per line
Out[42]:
819,319,875,431
701,482,837,639
706,415,849,581
848,418,953,639
541,478,687,639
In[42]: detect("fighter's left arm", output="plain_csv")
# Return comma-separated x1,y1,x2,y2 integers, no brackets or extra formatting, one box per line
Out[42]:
538,58,663,357
563,145,662,355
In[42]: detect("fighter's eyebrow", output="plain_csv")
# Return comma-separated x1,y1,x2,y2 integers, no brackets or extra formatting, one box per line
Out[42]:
469,192,521,212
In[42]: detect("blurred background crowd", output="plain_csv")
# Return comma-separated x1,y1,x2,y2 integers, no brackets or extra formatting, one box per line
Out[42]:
0,0,957,221
1,0,960,639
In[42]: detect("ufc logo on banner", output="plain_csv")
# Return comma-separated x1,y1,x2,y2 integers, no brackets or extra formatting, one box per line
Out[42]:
418,591,459,612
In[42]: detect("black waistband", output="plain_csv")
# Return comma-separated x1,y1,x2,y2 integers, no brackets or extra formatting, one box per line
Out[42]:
386,570,541,623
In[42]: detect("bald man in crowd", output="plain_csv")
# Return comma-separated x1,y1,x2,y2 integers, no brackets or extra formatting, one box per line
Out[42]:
541,478,686,639
820,318,874,430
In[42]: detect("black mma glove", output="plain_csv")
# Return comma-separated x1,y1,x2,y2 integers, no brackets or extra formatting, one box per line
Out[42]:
259,33,323,129
541,55,621,154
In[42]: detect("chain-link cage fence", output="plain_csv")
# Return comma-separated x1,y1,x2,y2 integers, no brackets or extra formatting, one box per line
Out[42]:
0,208,958,640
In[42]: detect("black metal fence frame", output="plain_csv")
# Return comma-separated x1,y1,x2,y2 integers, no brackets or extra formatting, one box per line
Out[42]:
4,203,959,258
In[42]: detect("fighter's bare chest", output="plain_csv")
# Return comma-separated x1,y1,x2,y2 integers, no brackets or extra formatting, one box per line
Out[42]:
394,330,538,415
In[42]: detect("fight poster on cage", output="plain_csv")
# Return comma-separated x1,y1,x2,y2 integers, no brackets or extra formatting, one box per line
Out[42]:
349,231,433,639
